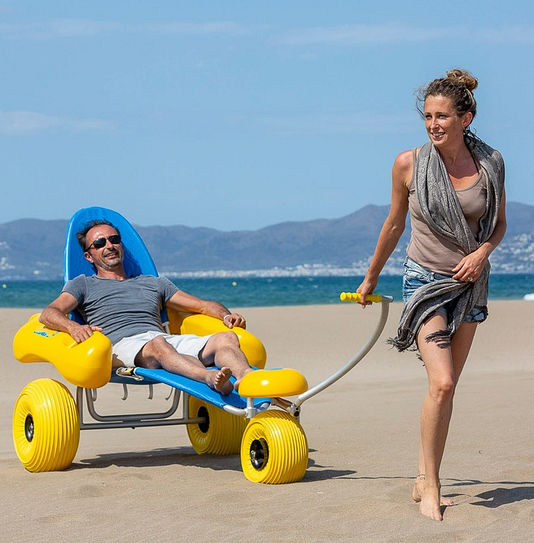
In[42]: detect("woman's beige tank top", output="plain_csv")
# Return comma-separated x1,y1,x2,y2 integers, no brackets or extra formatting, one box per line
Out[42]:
406,148,488,275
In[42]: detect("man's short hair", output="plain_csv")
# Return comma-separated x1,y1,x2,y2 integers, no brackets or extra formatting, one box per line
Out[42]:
76,220,120,251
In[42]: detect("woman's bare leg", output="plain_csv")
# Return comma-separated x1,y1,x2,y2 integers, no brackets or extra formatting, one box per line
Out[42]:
413,313,477,520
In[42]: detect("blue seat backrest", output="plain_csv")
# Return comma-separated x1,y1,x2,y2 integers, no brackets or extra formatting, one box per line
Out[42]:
64,207,165,324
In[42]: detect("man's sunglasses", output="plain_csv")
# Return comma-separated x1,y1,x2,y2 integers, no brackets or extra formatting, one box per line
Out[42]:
86,234,122,251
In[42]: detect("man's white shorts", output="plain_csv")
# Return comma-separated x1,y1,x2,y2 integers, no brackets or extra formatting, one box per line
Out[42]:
112,331,213,368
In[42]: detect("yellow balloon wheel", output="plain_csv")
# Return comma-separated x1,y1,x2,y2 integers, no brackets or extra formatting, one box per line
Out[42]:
240,410,308,484
186,396,247,455
12,378,80,472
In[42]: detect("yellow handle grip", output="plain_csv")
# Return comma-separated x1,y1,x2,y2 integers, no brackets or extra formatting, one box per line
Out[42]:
340,292,383,303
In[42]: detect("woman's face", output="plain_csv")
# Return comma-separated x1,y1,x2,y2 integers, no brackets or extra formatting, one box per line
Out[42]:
424,94,473,148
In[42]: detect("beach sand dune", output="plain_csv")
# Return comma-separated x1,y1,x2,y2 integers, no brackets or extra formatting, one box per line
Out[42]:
1,302,533,542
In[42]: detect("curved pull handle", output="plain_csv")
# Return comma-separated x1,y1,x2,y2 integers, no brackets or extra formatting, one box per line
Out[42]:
293,291,393,407
340,292,383,303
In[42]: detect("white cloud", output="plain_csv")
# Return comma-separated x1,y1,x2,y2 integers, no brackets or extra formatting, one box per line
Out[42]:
0,110,114,135
227,111,419,137
272,23,534,46
0,18,250,40
0,20,114,39
1,17,531,46
469,26,534,45
138,21,250,36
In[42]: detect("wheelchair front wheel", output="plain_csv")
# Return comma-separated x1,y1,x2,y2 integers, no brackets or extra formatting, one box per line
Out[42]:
13,378,80,472
240,410,308,484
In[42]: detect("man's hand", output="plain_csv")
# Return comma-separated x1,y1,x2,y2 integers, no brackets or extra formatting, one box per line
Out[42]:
223,313,246,329
39,292,98,343
67,323,103,344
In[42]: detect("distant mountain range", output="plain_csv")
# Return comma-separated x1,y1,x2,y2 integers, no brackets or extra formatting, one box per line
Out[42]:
1,202,534,280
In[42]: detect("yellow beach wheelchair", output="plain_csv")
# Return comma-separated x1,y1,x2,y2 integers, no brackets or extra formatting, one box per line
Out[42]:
12,207,392,483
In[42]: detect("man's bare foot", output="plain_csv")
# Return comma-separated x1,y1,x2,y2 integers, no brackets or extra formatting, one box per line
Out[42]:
208,367,233,395
233,367,254,392
412,475,453,507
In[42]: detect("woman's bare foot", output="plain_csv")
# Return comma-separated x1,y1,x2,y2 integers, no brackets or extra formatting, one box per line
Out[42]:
207,367,233,395
412,474,454,507
419,485,443,521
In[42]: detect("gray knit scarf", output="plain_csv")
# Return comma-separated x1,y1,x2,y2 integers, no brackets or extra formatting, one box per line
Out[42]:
389,137,505,352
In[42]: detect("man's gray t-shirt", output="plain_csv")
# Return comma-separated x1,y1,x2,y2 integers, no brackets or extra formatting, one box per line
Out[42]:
63,275,179,344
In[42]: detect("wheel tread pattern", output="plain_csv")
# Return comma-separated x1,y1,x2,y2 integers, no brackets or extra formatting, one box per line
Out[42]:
241,410,308,484
187,396,247,455
13,378,80,472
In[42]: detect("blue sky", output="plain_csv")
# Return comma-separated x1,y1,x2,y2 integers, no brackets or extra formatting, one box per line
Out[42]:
1,1,532,230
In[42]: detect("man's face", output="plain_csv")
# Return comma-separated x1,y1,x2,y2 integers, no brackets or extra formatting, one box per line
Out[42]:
84,225,124,272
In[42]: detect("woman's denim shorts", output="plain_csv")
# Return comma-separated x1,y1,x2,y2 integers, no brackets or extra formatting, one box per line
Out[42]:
402,257,486,323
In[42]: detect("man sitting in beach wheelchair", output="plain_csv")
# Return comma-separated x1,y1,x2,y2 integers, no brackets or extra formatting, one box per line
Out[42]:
13,206,389,484
40,219,254,396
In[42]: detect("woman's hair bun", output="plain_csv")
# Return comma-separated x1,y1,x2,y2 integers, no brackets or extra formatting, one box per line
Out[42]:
446,69,478,93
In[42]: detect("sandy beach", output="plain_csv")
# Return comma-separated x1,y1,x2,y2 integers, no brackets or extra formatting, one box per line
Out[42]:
1,301,533,542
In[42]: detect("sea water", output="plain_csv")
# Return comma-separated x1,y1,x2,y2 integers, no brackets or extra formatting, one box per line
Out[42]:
2,274,534,309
